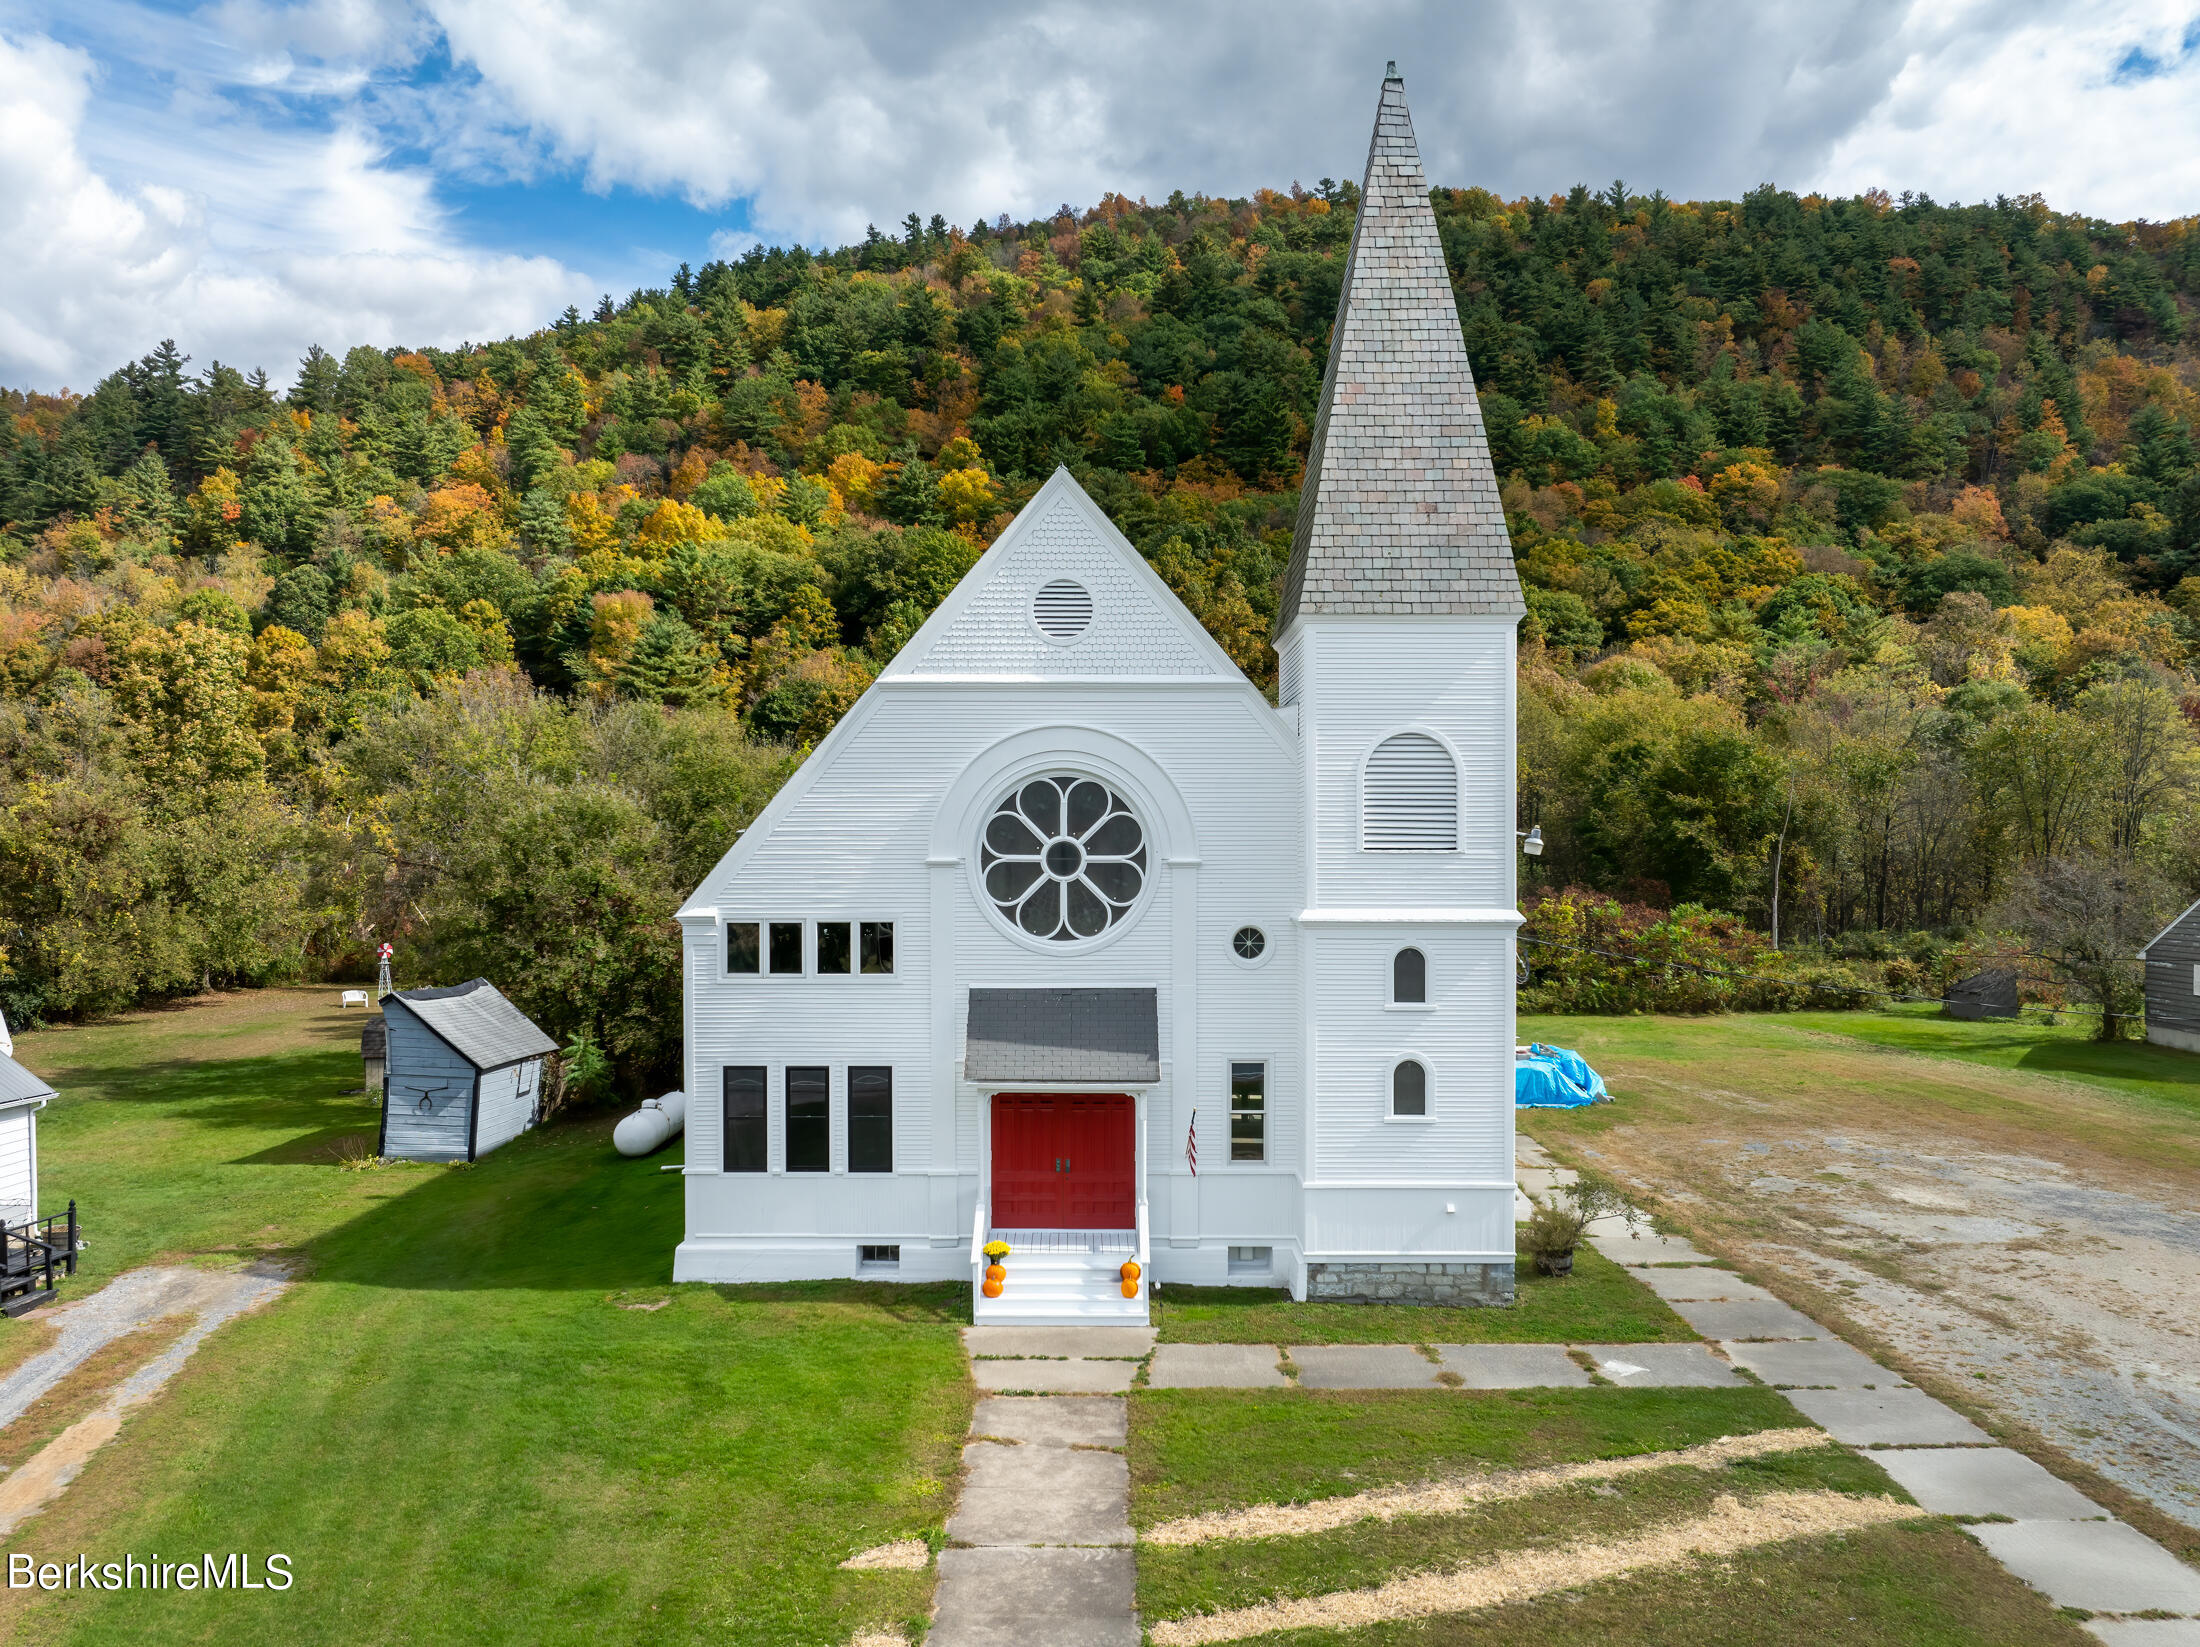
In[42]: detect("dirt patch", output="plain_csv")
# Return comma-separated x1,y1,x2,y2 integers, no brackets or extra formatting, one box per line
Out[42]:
1144,1427,1830,1545
840,1540,928,1570
1574,1122,2200,1533
0,1315,192,1474
1145,1490,1926,1644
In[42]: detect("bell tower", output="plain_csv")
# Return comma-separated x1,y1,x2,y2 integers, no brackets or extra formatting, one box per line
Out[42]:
1277,65,1526,1305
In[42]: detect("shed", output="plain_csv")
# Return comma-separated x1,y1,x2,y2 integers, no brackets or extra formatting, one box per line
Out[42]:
2139,898,2200,1055
361,1013,387,1097
0,1049,54,1225
377,980,557,1163
1945,968,2020,1022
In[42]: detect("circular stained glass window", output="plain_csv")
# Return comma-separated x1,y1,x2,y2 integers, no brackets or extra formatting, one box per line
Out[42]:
981,776,1148,941
1233,926,1267,961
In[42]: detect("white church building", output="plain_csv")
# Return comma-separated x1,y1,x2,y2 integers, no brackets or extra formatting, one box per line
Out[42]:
672,69,1526,1325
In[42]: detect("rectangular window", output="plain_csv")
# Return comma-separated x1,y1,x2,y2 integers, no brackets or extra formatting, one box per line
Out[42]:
2192,962,2199,997
722,1066,766,1172
1229,1062,1266,1163
1228,1245,1272,1275
786,1065,829,1172
725,922,761,975
858,1244,900,1267
768,921,804,975
860,921,895,975
849,1065,893,1173
817,921,853,975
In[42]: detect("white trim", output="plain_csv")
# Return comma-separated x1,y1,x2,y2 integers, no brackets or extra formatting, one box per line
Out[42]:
1387,1051,1434,1121
1297,908,1523,926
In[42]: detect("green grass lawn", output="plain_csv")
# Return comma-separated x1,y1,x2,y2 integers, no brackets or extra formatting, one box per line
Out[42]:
1,990,972,1646
1154,1244,1693,1345
1131,1387,2088,1646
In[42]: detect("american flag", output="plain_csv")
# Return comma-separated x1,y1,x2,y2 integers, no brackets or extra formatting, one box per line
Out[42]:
1185,1109,1198,1176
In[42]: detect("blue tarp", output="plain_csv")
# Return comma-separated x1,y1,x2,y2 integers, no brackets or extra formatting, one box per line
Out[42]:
1514,1043,1609,1108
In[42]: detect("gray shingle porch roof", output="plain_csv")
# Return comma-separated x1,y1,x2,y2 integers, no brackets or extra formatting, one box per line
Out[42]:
392,979,556,1071
965,988,1161,1085
0,1052,54,1111
1278,66,1524,629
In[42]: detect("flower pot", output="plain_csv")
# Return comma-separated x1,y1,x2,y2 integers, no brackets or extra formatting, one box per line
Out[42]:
1119,1260,1141,1283
985,1264,1005,1283
1534,1249,1574,1277
1120,1278,1139,1298
981,1277,1003,1298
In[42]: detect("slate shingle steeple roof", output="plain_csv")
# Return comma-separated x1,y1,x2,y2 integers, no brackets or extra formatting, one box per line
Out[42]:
1277,66,1524,629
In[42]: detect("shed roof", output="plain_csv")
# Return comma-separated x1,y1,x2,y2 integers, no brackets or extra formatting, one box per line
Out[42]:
361,1015,387,1058
966,988,1160,1085
392,979,556,1071
0,1051,56,1109
1277,67,1523,630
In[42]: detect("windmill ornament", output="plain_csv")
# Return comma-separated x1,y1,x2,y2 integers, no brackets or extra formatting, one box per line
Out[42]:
375,943,394,1002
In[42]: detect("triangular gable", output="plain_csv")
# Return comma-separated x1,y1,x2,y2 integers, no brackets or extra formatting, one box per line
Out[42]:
883,467,1238,682
2139,894,2200,958
679,467,1259,918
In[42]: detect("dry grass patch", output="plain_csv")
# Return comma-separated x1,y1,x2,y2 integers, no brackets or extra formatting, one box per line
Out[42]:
0,1314,193,1474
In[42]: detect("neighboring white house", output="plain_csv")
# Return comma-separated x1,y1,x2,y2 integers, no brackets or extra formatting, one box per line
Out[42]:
673,68,1525,1325
0,1044,53,1228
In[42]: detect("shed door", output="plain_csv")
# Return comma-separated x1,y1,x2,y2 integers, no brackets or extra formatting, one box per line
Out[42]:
991,1094,1134,1229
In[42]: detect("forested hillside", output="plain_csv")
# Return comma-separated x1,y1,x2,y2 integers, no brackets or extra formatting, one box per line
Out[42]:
4,181,2199,1070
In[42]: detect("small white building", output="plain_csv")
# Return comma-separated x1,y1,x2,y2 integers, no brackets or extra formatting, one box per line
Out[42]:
0,1051,53,1227
673,68,1525,1324
377,980,557,1163
2139,896,2200,1054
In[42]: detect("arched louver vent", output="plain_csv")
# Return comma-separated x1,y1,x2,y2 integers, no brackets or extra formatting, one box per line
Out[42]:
1033,579,1093,641
1363,734,1458,851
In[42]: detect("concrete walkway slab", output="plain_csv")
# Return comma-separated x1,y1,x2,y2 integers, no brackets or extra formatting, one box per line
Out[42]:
931,1546,1138,1647
1589,1232,1713,1265
963,1326,1154,1359
1580,1344,1744,1387
1515,1167,1579,1199
972,1396,1124,1448
2084,1622,2200,1646
1632,1266,1780,1304
948,1443,1131,1546
1721,1339,1899,1389
1967,1519,2200,1614
1783,1386,1992,1446
1289,1344,1440,1389
1670,1298,1824,1340
972,1359,1136,1394
1869,1447,2100,1519
1433,1343,1591,1388
1147,1344,1287,1389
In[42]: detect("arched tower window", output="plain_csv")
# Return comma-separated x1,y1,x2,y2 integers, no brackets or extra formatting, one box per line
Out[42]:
1392,1060,1428,1117
1363,734,1457,851
1392,947,1426,1003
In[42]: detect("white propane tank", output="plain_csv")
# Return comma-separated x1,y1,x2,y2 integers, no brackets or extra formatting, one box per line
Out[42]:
614,1090,688,1158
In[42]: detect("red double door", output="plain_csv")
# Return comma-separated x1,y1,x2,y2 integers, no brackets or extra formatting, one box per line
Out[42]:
991,1094,1136,1229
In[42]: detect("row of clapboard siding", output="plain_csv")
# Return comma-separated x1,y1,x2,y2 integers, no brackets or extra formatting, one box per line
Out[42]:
1361,732,1458,851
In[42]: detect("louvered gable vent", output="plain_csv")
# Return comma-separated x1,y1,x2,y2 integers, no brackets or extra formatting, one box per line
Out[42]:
1033,578,1093,641
1363,733,1458,851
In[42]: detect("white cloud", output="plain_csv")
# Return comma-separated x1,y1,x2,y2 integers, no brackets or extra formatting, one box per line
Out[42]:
0,21,588,390
6,0,2197,392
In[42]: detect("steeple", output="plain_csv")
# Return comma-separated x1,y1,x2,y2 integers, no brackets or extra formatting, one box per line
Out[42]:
1277,66,1523,629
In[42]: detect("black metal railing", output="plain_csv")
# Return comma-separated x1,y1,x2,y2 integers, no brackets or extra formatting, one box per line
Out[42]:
0,1201,78,1306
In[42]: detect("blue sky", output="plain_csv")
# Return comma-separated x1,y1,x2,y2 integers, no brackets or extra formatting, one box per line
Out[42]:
5,0,2200,391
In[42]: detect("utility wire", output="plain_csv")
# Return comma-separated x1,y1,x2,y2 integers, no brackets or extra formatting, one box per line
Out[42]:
1515,932,2109,1019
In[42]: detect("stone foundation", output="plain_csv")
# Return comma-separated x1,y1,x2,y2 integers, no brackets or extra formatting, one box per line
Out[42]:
1305,1261,1515,1308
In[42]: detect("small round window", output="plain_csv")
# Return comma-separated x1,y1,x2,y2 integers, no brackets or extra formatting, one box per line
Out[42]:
982,776,1147,941
1033,579,1093,642
1232,926,1267,961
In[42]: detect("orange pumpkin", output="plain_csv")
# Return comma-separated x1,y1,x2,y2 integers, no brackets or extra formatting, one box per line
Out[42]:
1120,1278,1139,1298
982,1277,1003,1298
985,1264,1006,1283
1119,1260,1141,1282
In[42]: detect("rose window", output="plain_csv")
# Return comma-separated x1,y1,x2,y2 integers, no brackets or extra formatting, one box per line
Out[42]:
981,776,1148,941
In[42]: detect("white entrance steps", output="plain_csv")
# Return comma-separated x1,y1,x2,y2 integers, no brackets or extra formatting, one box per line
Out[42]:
975,1229,1146,1327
